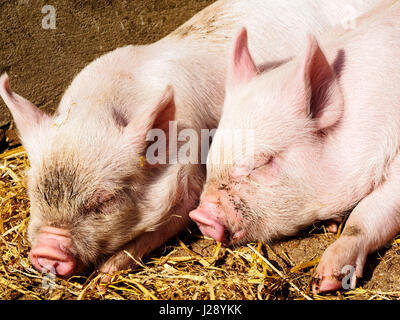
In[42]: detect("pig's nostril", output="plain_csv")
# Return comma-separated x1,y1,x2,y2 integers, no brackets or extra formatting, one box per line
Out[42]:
33,255,75,276
29,227,76,276
29,241,76,276
37,257,59,272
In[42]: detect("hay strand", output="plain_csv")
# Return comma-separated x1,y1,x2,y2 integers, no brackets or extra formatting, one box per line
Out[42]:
248,244,313,300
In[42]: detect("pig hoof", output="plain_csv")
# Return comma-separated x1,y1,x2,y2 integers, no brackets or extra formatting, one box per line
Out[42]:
311,238,365,295
311,275,342,294
322,217,343,233
99,274,113,292
90,271,115,292
324,221,338,233
91,260,120,291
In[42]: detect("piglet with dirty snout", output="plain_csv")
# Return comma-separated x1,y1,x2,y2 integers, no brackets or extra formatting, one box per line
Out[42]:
190,2,400,294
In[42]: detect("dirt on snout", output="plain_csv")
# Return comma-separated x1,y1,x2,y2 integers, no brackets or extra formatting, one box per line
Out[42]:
0,0,399,300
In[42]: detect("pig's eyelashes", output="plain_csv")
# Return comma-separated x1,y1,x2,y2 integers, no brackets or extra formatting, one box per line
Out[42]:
100,195,117,209
92,198,117,214
252,157,274,172
232,156,274,178
87,192,117,213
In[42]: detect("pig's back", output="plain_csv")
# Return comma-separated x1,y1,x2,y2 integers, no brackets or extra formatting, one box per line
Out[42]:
161,0,382,129
323,2,400,187
57,0,381,135
166,0,380,63
327,1,400,125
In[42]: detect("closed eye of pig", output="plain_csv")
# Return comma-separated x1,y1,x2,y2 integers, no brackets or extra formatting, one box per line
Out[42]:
86,191,117,214
229,150,277,182
248,157,280,185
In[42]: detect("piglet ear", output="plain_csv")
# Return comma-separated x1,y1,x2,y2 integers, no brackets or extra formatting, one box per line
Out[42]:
294,35,344,131
126,85,175,139
0,73,49,138
143,85,175,135
125,85,176,167
151,85,176,134
227,27,258,90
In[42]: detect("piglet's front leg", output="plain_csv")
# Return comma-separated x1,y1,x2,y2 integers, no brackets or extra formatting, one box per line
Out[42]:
97,213,191,287
312,159,400,294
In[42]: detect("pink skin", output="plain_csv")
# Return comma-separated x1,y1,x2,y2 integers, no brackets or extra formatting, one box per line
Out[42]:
190,204,247,245
190,204,226,244
29,226,76,276
190,184,248,246
193,3,400,296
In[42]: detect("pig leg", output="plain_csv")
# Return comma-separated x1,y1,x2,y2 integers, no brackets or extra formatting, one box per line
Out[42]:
312,159,400,294
97,213,191,286
95,164,204,287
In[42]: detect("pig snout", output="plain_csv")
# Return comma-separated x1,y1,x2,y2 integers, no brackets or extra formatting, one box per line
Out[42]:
29,226,76,276
189,196,246,246
190,202,228,244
